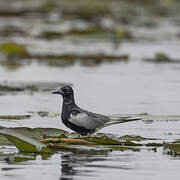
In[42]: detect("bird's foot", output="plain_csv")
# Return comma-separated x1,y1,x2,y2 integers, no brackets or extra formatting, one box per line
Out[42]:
79,134,91,138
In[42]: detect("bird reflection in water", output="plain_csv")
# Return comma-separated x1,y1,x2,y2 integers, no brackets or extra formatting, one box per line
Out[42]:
60,154,76,180
60,151,107,180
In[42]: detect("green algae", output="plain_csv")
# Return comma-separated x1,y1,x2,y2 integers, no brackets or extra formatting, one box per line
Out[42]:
41,28,133,40
7,127,69,140
144,53,180,63
37,111,51,117
47,144,110,155
0,126,177,154
121,135,158,142
114,28,133,40
0,41,129,67
84,136,142,146
145,143,163,147
106,145,140,152
34,53,129,62
164,142,180,156
1,42,30,58
0,115,31,120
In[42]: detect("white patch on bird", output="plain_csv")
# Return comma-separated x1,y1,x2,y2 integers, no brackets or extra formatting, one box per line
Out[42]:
70,112,87,122
69,112,93,129
68,112,106,130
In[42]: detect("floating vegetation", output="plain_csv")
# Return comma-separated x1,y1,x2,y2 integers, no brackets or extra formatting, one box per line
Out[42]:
0,128,52,153
0,26,26,37
144,53,180,63
145,142,163,147
0,135,13,146
84,136,142,146
41,138,95,145
40,28,106,39
0,81,71,95
0,115,31,120
0,0,180,20
0,126,167,154
36,111,59,117
1,127,69,141
34,53,129,67
164,142,180,156
121,135,159,142
114,28,133,40
0,42,129,67
40,28,133,40
34,53,129,61
27,111,60,118
1,42,30,58
106,145,140,152
6,153,36,163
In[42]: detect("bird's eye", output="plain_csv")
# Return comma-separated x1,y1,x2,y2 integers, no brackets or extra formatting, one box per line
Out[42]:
63,86,70,93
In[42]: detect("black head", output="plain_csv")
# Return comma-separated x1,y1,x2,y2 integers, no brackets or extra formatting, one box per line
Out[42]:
52,86,74,99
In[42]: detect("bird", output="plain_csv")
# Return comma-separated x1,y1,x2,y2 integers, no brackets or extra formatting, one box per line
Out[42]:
52,86,141,136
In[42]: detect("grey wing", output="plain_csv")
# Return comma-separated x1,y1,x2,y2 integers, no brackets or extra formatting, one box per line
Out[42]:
68,109,110,130
105,114,142,126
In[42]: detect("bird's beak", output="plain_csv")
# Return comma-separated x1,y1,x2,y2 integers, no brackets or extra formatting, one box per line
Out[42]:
52,90,62,95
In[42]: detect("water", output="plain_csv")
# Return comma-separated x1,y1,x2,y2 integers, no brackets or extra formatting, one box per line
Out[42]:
0,60,180,179
1,0,180,179
0,149,180,180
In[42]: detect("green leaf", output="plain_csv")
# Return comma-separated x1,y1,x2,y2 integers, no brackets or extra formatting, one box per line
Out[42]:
84,136,142,146
0,128,52,153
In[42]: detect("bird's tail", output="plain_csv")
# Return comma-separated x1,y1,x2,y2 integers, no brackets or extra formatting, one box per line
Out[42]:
105,114,142,127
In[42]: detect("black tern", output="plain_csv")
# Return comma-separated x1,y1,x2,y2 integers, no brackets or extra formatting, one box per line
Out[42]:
52,86,140,136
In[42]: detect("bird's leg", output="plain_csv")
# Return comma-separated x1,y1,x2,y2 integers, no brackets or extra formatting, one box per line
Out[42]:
79,134,84,139
79,134,91,139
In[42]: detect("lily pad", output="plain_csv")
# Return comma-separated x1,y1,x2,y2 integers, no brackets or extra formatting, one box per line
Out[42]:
84,136,122,145
0,126,168,154
0,127,69,146
48,144,110,155
0,134,12,145
6,127,69,140
0,128,52,153
0,115,31,120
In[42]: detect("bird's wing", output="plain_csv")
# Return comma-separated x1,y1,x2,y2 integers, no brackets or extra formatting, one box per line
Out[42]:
105,114,142,126
68,108,110,130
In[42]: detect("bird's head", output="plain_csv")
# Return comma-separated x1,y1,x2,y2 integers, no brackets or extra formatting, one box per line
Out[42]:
52,86,74,99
